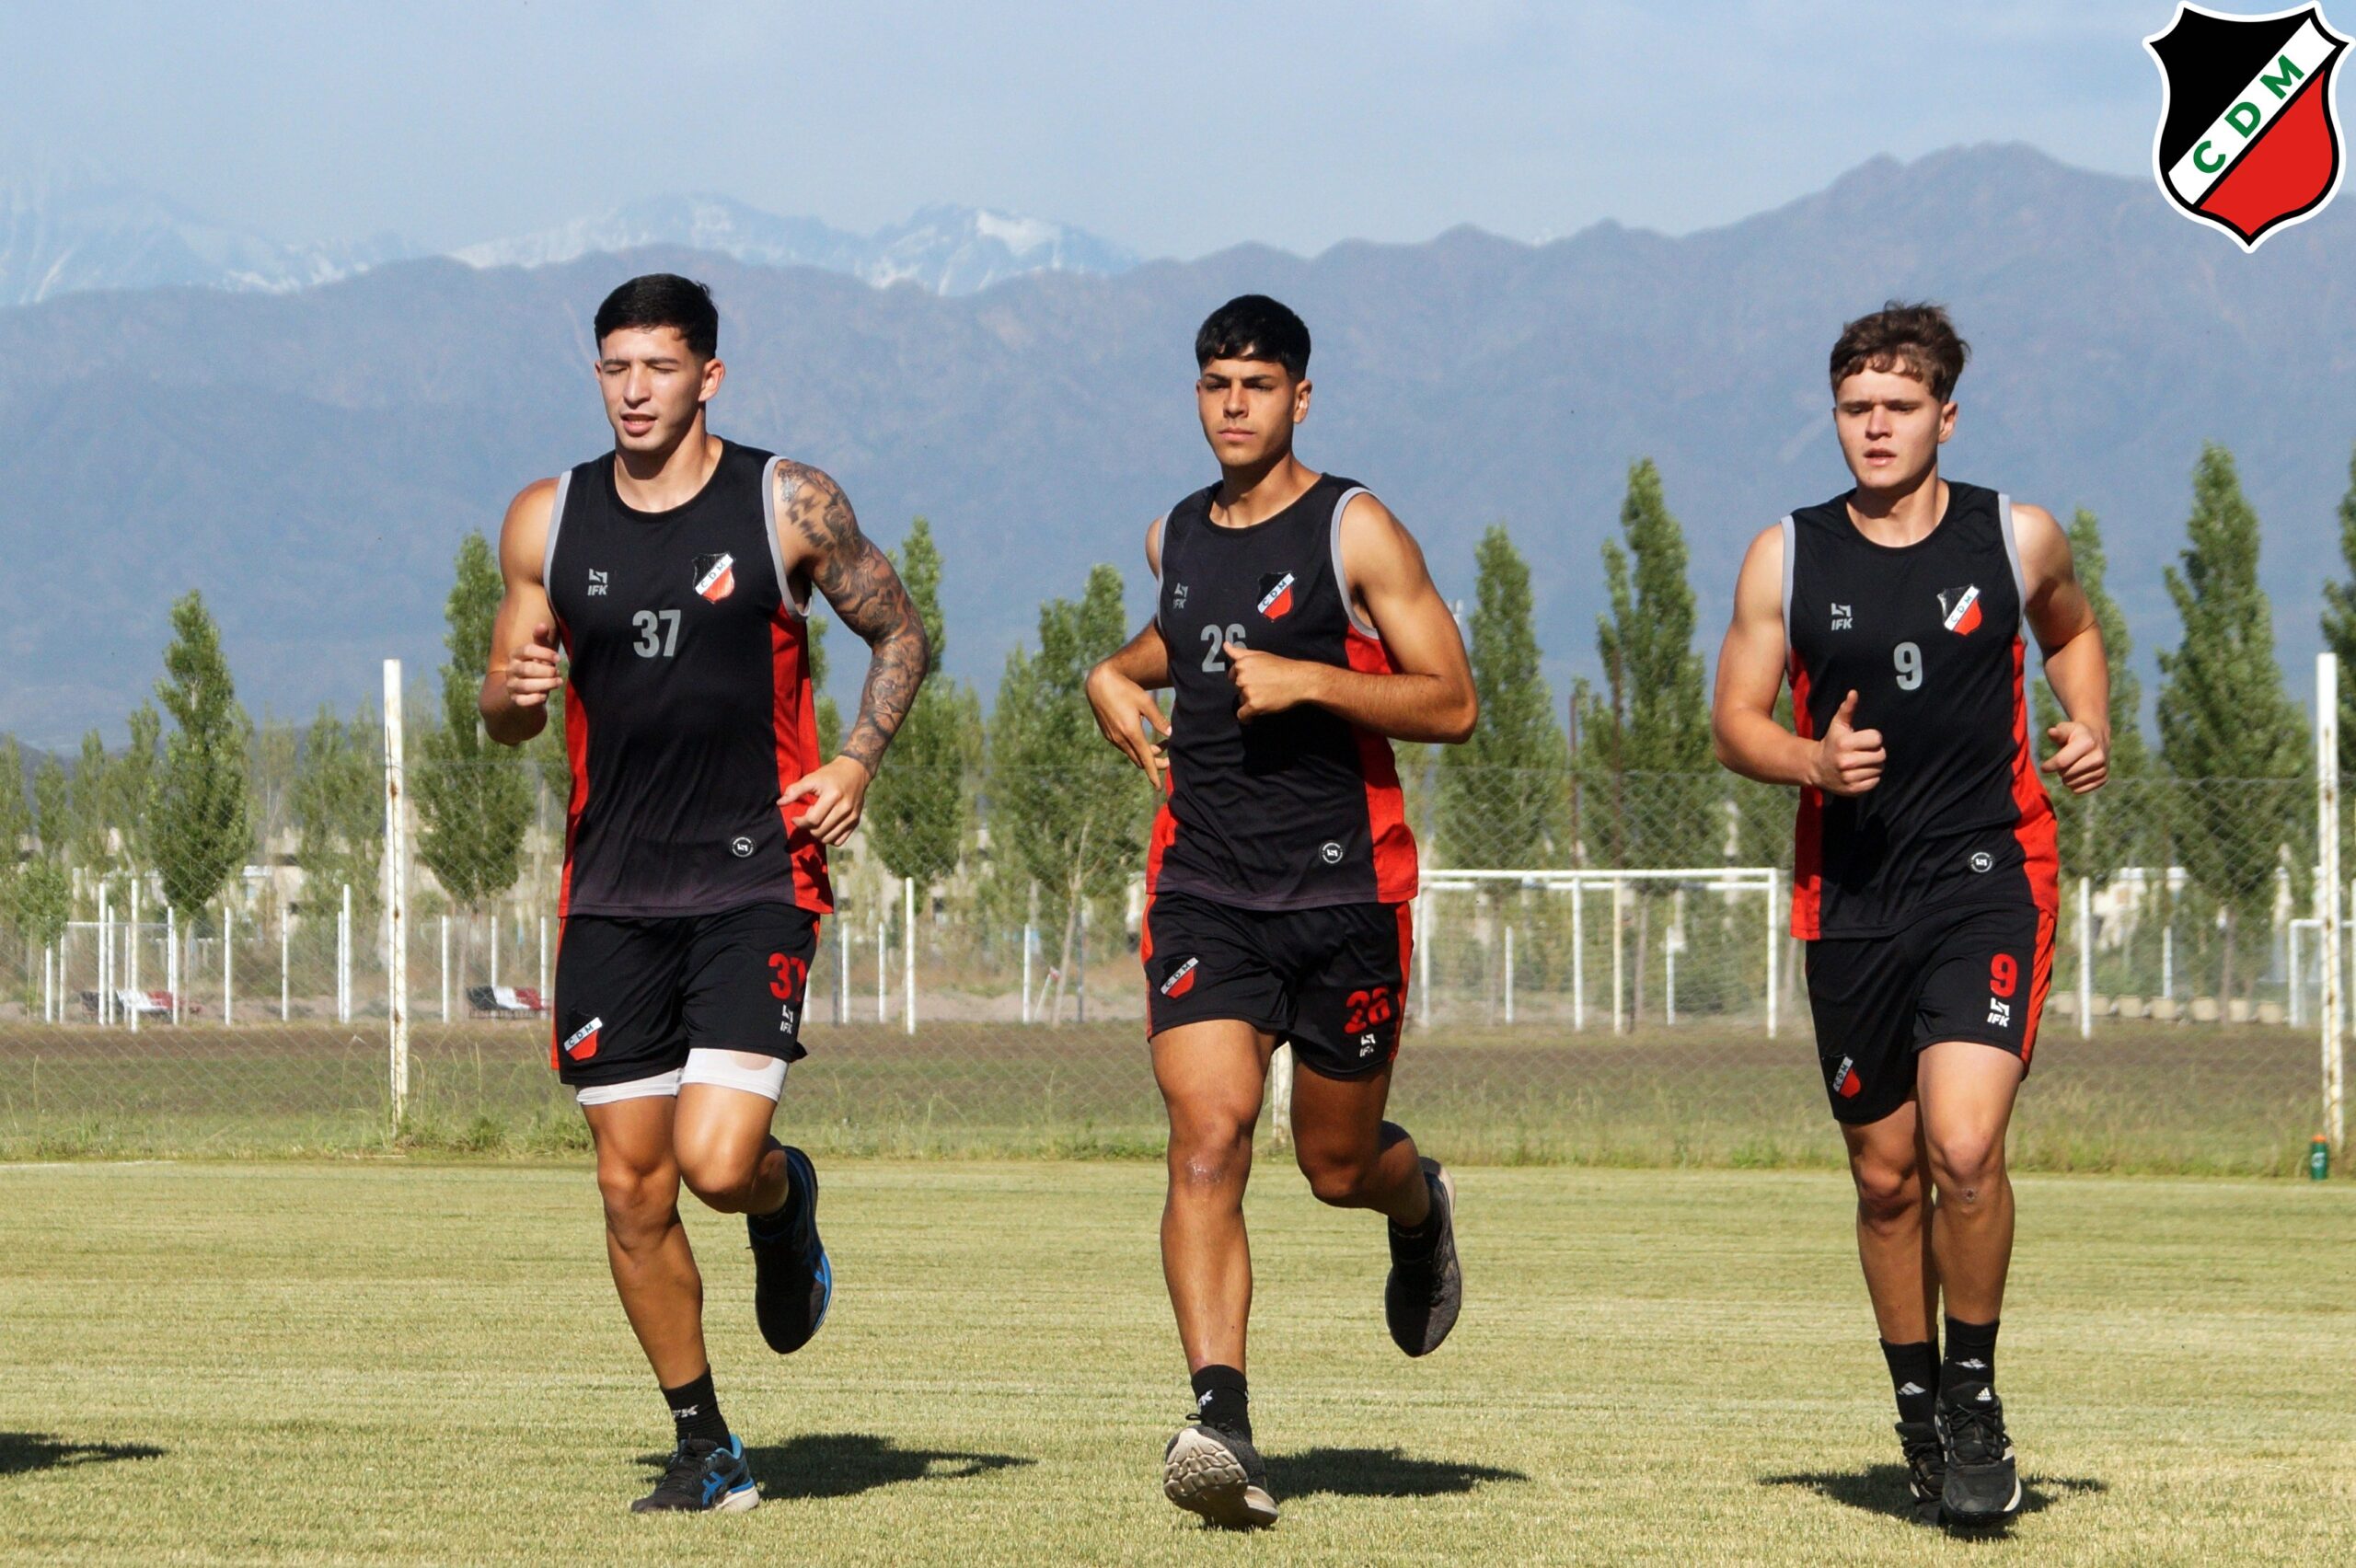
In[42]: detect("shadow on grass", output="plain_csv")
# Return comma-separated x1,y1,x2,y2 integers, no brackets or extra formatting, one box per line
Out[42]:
1762,1464,2106,1526
0,1433,166,1475
1268,1447,1528,1499
640,1432,1033,1501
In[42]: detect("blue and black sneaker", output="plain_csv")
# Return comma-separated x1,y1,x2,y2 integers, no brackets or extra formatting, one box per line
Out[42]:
632,1435,759,1514
749,1143,832,1355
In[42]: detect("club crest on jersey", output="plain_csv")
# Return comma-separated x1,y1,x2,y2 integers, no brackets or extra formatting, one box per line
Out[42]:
1160,957,1201,998
2146,5,2350,250
693,552,736,603
1939,584,1983,636
561,1016,603,1061
1256,571,1298,620
1831,1054,1862,1099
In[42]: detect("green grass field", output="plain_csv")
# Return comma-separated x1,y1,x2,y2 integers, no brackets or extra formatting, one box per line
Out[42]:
0,1016,2327,1174
0,1159,2348,1564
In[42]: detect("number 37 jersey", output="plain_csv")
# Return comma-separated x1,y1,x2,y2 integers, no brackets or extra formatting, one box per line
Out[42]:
544,440,831,918
1782,481,2056,939
1149,474,1418,911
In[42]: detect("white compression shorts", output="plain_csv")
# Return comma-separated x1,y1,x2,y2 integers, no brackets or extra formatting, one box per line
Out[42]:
573,1049,790,1107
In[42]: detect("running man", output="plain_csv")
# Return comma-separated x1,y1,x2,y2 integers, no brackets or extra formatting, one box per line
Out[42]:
1086,295,1478,1528
480,274,927,1513
1711,303,2108,1528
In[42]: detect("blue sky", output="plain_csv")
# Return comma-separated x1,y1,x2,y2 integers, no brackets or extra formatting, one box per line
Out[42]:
0,1,2302,254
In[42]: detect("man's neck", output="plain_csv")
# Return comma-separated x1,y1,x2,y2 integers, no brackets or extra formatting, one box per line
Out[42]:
1846,466,1948,547
1211,451,1318,529
613,421,722,512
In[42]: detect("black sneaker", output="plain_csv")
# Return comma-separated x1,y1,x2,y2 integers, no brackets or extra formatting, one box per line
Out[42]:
1163,1422,1278,1528
1384,1159,1461,1356
1935,1381,2022,1528
1896,1419,1946,1525
748,1144,831,1355
631,1435,759,1514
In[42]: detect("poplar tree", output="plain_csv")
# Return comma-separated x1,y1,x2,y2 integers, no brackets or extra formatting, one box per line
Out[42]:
988,565,1145,1018
0,737,27,928
1438,525,1566,867
151,591,255,917
2317,444,2356,799
2155,445,2306,997
2032,509,2149,883
293,703,381,921
19,755,73,951
865,518,976,890
1577,460,1712,869
415,534,533,911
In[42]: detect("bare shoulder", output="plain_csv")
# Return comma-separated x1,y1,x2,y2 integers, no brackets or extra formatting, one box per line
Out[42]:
771,458,861,558
2007,501,2073,576
1728,523,1786,616
1337,490,1427,582
1146,513,1167,575
498,478,560,578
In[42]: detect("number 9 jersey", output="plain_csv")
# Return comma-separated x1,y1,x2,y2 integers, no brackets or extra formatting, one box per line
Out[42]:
1781,481,2057,940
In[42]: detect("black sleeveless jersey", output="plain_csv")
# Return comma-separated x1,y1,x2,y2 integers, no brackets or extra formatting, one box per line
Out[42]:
544,440,831,917
1782,480,2057,938
1148,474,1418,910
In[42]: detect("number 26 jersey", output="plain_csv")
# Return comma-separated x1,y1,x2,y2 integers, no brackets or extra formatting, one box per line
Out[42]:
1782,481,2056,939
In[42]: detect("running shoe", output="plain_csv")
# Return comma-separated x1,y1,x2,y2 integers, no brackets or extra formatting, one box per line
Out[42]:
749,1144,831,1355
1384,1159,1461,1356
1162,1422,1278,1528
1936,1380,2022,1528
632,1435,759,1514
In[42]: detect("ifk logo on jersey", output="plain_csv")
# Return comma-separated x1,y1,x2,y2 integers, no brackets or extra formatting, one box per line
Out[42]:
693,552,737,603
1939,584,1982,636
2146,5,2350,250
1256,571,1297,620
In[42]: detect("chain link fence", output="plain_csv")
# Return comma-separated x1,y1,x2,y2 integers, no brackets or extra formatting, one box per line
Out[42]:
0,705,2338,1174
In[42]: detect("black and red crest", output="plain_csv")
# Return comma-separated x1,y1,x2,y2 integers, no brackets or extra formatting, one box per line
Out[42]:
1256,571,1297,621
693,551,736,603
2146,4,2349,249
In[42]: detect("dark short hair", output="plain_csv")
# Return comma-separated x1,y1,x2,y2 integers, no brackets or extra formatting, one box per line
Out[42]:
1195,294,1311,379
594,273,719,359
1829,302,1969,400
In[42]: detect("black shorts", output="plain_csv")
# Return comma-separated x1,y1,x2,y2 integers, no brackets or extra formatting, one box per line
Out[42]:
549,903,820,1089
1142,889,1412,1080
1805,899,2052,1125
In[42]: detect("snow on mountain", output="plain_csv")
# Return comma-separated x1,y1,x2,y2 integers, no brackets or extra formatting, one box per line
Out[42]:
455,194,1139,295
0,181,407,306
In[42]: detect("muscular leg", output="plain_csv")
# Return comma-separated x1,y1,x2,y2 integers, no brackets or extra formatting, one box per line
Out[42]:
1841,1098,1939,1343
1917,1042,2026,1323
585,1096,708,1388
1152,1020,1271,1374
1288,1063,1431,1227
673,1052,791,1216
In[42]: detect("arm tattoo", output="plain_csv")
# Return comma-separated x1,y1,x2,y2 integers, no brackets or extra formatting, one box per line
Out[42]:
777,462,930,773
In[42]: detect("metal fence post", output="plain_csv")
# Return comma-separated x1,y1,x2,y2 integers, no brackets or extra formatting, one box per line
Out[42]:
1765,867,1780,1040
128,876,141,1034
1611,877,1626,1036
2078,876,2094,1040
384,659,410,1125
904,876,918,1037
1570,874,1586,1032
2320,653,2345,1154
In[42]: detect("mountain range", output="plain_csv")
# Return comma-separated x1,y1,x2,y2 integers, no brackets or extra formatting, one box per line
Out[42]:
0,182,1137,306
3,143,2353,749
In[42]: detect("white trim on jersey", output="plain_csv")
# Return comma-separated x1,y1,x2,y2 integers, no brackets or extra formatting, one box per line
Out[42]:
542,470,572,594
759,455,812,619
1778,515,1797,651
1328,485,1380,640
1996,492,2027,635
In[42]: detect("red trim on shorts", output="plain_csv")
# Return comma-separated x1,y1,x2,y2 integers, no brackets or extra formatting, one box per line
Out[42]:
770,614,836,914
1345,627,1420,903
2021,902,2055,1067
1391,900,1414,1065
1788,657,1822,939
2009,632,2061,1067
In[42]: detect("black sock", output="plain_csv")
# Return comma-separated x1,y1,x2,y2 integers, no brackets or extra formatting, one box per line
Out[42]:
662,1367,730,1447
1943,1315,1999,1389
1880,1339,1939,1426
1388,1174,1444,1260
1190,1365,1251,1441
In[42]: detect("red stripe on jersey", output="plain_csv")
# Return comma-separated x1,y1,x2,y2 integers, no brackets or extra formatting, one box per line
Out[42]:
558,669,590,919
1345,627,1419,903
1788,657,1823,940
2007,635,2060,917
769,615,836,914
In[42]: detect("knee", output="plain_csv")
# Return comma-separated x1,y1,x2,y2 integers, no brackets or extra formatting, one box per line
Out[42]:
1851,1159,1922,1230
597,1160,678,1249
1926,1133,2005,1205
1296,1146,1377,1208
676,1148,764,1214
1170,1121,1253,1195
